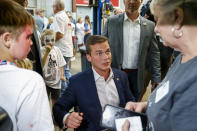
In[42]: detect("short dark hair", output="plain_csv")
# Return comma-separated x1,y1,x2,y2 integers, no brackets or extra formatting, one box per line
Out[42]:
86,35,108,54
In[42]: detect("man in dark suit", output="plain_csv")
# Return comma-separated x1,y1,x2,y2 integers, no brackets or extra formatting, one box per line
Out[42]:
53,35,135,131
102,0,161,100
13,0,43,76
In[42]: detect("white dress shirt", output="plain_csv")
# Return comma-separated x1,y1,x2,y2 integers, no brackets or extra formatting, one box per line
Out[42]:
63,68,120,126
92,67,120,110
122,13,141,69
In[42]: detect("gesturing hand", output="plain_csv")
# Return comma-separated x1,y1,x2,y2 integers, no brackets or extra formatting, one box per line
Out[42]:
65,112,83,128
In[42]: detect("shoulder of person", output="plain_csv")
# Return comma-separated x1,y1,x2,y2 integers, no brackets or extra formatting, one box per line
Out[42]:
15,67,44,83
111,68,127,77
71,22,75,26
140,16,155,26
53,46,59,51
53,46,63,55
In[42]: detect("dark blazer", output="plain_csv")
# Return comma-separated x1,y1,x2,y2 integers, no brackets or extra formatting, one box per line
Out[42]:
102,13,161,94
53,68,135,131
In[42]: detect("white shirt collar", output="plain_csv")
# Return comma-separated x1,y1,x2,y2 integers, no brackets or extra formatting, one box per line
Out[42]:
124,13,141,24
92,67,114,82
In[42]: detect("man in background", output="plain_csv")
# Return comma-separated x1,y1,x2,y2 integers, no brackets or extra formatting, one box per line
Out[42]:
51,0,73,94
102,0,161,101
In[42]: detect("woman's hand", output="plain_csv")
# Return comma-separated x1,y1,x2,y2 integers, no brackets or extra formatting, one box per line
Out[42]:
125,102,147,113
122,120,130,131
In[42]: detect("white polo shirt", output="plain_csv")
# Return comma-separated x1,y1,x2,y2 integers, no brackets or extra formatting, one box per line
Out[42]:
51,10,73,57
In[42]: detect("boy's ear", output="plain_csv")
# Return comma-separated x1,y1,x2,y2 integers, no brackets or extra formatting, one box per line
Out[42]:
1,32,12,48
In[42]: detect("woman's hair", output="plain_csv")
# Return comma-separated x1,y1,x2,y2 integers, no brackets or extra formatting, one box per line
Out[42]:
77,17,82,23
150,0,197,25
15,58,33,70
85,15,91,29
0,0,34,37
49,16,54,24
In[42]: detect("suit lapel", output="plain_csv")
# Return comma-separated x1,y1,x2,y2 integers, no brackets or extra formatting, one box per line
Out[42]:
139,17,148,56
112,69,124,107
119,14,124,62
119,13,124,47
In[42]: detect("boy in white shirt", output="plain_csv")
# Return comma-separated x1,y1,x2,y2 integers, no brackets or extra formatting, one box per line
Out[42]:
41,29,66,106
0,1,54,130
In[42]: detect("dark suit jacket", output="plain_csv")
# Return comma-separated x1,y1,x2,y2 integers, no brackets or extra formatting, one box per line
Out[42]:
53,68,135,131
102,13,161,94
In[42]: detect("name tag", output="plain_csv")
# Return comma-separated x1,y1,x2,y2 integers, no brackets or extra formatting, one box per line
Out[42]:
155,81,169,103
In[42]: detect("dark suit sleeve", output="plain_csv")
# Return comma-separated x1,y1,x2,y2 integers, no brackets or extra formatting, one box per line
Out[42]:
150,32,161,83
53,80,77,128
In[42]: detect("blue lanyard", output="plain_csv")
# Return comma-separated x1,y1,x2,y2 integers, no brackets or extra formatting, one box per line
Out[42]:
0,60,15,66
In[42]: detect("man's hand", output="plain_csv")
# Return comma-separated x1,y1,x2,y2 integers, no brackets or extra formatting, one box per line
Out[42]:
125,102,147,113
65,112,83,128
122,120,130,131
151,82,160,92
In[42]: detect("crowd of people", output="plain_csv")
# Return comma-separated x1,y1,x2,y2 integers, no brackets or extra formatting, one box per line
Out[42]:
1,0,197,130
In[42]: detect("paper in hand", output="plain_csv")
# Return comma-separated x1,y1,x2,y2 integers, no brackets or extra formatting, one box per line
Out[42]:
115,116,143,131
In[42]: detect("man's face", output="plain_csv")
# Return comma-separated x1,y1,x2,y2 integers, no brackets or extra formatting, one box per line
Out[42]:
10,25,33,60
86,41,112,75
124,0,142,14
